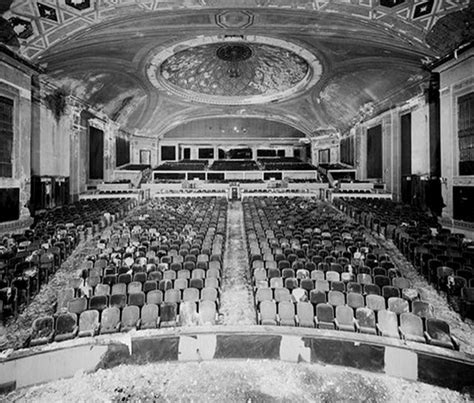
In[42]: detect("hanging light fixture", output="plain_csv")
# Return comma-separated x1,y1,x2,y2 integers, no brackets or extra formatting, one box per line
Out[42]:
216,43,253,79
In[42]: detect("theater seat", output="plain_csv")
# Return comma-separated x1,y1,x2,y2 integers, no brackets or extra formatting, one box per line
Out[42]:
335,305,358,332
315,303,335,330
160,302,178,327
296,301,315,328
259,300,277,325
121,305,140,332
78,310,100,337
278,301,296,326
30,316,55,346
100,307,121,334
376,310,399,339
399,313,425,343
425,319,459,350
140,304,159,329
199,300,217,325
54,312,78,342
356,307,377,335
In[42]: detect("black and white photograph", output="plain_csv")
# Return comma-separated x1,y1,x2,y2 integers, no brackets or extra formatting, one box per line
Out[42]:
0,0,473,401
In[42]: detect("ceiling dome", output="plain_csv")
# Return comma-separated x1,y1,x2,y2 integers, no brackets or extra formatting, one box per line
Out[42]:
147,36,322,105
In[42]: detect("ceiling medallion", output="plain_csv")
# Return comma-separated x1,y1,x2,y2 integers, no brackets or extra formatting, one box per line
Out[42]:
147,36,322,105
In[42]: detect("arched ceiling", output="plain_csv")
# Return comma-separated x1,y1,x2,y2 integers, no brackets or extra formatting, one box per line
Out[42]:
1,0,472,136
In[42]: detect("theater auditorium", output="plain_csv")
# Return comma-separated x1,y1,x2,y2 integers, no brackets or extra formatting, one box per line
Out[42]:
0,0,473,401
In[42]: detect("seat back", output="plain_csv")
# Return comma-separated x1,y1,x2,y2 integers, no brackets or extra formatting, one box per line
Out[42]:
400,312,424,338
79,310,99,334
147,289,163,305
347,292,364,310
335,305,354,326
388,297,409,314
100,307,120,333
200,300,217,325
356,307,376,331
108,292,125,309
328,290,345,307
89,295,108,311
55,312,77,335
278,301,295,319
274,287,291,302
122,305,140,329
183,287,200,302
260,300,277,322
316,303,334,323
366,294,386,312
377,310,398,337
164,289,180,304
67,297,88,315
296,301,314,327
412,300,434,319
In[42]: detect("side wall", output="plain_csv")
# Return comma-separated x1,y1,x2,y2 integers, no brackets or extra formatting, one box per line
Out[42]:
0,51,35,230
352,95,431,202
435,49,474,226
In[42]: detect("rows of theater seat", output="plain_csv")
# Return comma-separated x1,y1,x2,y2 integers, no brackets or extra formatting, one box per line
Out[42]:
28,197,227,346
155,160,208,171
210,160,259,171
334,197,474,321
257,157,317,171
0,198,136,319
243,197,459,350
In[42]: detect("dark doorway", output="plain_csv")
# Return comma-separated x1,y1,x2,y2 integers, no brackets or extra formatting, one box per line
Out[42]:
183,148,191,160
367,125,382,178
89,126,104,179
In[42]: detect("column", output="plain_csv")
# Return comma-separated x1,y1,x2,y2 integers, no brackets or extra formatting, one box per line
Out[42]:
439,86,453,219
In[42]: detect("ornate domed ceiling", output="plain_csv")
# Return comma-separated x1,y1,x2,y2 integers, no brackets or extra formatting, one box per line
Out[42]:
148,36,321,105
0,2,472,135
160,42,308,99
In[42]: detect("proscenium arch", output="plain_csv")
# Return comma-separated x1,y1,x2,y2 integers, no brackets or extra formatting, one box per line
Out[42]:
153,114,317,140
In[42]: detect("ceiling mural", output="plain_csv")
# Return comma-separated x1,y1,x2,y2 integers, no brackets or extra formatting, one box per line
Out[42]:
160,43,308,98
149,35,321,105
0,1,471,136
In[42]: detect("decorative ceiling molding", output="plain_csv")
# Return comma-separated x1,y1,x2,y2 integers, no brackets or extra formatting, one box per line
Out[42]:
1,1,470,60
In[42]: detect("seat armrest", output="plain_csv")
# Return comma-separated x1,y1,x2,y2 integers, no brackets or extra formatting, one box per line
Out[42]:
334,319,340,330
376,324,383,336
257,312,261,324
398,326,406,340
353,319,360,332
137,319,141,329
276,314,281,325
424,331,432,343
295,315,300,326
451,335,460,351
156,317,161,327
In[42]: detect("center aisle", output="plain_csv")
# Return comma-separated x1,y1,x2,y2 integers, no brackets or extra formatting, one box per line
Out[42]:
219,200,257,325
